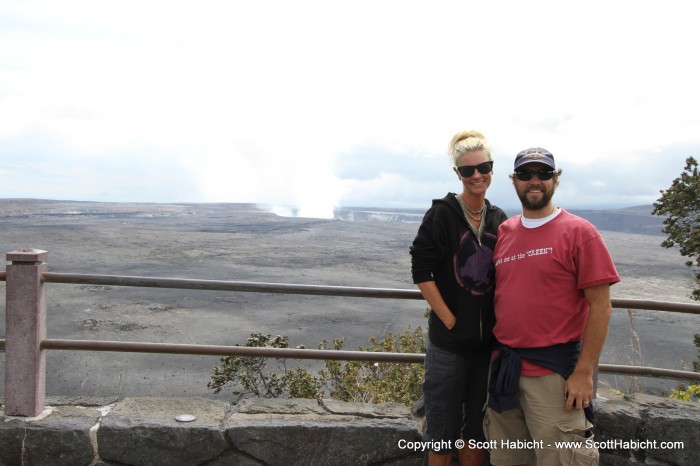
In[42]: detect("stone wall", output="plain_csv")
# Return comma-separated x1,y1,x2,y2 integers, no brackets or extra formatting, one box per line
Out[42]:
594,391,700,466
0,390,698,466
0,396,423,466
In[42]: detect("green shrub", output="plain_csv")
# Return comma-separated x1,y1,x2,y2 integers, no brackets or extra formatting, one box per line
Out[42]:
286,365,324,400
318,326,426,406
667,333,700,403
207,333,320,402
208,326,426,407
669,384,700,402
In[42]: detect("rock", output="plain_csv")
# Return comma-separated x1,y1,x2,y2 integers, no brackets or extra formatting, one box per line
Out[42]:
0,416,26,466
235,397,326,416
226,398,422,466
1,405,100,466
1,393,697,465
594,392,700,466
97,397,231,466
640,396,700,466
594,395,645,465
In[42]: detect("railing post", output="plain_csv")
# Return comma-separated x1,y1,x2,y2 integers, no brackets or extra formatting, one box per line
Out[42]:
4,249,48,416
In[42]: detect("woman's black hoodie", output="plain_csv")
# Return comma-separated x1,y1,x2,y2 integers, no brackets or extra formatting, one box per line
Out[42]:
410,193,507,355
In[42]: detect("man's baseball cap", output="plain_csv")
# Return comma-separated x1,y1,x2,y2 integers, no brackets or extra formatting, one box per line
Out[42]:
514,147,556,170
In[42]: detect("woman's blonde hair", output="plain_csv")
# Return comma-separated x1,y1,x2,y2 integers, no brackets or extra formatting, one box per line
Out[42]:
447,130,492,166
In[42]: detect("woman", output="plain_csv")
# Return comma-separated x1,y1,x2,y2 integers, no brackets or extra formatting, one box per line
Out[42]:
410,130,507,466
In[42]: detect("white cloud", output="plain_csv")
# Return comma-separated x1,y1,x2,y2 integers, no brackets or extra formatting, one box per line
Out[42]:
1,1,699,214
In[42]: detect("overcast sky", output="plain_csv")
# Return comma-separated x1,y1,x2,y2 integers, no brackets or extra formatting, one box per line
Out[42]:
1,1,698,217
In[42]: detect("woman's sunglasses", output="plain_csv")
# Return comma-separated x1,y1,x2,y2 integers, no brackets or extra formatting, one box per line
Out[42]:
457,161,493,178
514,169,556,181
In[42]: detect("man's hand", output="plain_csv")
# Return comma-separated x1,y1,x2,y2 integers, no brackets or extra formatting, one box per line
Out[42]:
565,370,593,411
565,283,613,411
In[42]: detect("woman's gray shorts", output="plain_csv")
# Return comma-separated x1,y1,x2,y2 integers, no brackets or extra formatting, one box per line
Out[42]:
422,341,491,451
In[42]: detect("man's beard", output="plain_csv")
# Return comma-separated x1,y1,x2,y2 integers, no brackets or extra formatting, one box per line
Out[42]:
517,184,555,211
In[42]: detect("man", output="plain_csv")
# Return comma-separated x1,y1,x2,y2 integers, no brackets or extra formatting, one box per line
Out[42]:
484,147,620,466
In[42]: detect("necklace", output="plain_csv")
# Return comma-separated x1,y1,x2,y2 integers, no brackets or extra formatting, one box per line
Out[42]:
456,194,486,225
456,194,486,245
461,195,485,215
466,210,483,221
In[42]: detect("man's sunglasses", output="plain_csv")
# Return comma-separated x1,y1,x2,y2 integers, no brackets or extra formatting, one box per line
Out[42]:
514,169,556,181
457,161,493,178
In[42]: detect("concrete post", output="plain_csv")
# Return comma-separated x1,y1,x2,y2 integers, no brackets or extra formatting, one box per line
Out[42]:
4,249,48,416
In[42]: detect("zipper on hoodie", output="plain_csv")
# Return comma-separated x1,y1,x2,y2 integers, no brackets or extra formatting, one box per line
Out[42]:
479,307,483,341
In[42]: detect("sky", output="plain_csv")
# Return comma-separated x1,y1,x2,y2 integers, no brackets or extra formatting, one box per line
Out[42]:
1,1,699,218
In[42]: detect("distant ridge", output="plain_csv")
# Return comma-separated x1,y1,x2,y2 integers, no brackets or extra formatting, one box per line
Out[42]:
567,206,663,236
0,199,665,237
336,204,664,236
334,207,425,223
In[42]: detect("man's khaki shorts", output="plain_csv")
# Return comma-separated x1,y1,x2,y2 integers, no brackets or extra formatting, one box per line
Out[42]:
483,373,598,465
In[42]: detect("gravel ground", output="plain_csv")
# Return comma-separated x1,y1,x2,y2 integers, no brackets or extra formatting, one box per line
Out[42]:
0,199,697,400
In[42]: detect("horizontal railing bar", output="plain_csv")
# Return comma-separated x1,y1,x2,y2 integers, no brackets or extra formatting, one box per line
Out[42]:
5,262,700,417
598,364,700,381
35,339,700,382
37,272,700,314
611,299,700,315
40,339,425,363
41,272,423,300
5,338,700,383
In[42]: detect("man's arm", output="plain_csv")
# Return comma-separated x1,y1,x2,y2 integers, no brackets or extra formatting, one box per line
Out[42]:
417,281,456,330
565,283,612,411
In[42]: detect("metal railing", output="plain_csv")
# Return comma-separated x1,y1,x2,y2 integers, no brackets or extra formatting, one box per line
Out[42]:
2,249,700,417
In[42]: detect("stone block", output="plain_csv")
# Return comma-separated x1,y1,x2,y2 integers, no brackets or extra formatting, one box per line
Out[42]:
24,408,98,466
235,397,327,416
595,393,700,466
46,395,119,407
0,416,25,466
227,398,422,466
594,398,645,465
598,453,638,466
0,405,99,466
320,399,412,418
594,397,644,444
642,398,700,466
202,449,266,466
97,397,231,466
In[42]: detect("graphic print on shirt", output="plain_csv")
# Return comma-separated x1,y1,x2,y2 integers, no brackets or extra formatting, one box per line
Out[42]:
494,246,555,268
453,229,497,296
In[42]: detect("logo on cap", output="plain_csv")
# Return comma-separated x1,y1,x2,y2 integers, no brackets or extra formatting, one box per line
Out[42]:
514,147,555,169
524,152,547,159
